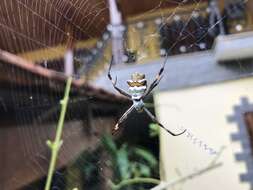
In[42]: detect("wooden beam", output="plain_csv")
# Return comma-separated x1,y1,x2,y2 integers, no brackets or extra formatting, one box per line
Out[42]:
0,49,72,81
0,49,129,103
0,49,86,86
17,38,97,63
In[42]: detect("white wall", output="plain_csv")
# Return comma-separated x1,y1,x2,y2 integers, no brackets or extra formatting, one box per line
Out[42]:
154,77,253,190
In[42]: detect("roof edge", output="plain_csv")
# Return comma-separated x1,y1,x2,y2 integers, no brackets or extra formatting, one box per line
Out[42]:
0,49,129,102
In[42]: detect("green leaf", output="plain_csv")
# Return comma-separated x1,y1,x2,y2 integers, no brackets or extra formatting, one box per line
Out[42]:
101,134,117,157
133,148,158,168
117,144,130,180
130,162,138,177
138,163,151,177
149,123,160,137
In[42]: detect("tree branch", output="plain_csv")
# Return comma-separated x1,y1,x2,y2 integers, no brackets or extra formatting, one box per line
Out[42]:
44,77,72,190
109,177,160,190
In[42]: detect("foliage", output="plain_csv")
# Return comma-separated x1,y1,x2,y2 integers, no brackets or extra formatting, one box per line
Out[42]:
149,123,160,137
102,134,159,190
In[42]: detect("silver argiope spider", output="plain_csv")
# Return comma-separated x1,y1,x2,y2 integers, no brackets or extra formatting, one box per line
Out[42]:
108,56,186,136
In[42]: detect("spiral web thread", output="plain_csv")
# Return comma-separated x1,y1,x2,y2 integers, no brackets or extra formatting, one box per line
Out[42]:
0,0,233,189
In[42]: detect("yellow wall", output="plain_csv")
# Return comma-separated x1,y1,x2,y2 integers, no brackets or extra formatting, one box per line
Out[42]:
154,77,253,190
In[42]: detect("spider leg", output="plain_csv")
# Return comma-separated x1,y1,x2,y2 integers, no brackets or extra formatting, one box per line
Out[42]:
142,55,168,98
112,105,135,135
143,107,186,136
143,75,163,98
107,56,131,99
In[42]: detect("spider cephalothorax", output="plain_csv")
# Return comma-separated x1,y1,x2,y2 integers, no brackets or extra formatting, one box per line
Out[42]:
108,56,186,136
127,72,147,87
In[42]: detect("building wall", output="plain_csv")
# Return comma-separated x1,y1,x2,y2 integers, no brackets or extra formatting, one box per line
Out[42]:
154,77,253,190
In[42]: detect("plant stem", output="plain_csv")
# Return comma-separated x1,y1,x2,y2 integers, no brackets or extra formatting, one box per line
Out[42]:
110,177,161,190
44,77,72,190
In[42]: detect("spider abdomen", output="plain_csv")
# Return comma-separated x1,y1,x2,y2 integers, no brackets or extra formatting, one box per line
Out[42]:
129,86,146,100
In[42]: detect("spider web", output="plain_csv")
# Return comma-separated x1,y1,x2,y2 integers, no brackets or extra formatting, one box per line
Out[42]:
0,0,243,189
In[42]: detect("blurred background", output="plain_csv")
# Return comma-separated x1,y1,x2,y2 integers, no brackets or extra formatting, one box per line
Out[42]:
1,0,253,189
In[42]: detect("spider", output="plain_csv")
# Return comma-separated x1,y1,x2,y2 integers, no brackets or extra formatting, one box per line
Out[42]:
108,56,186,136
